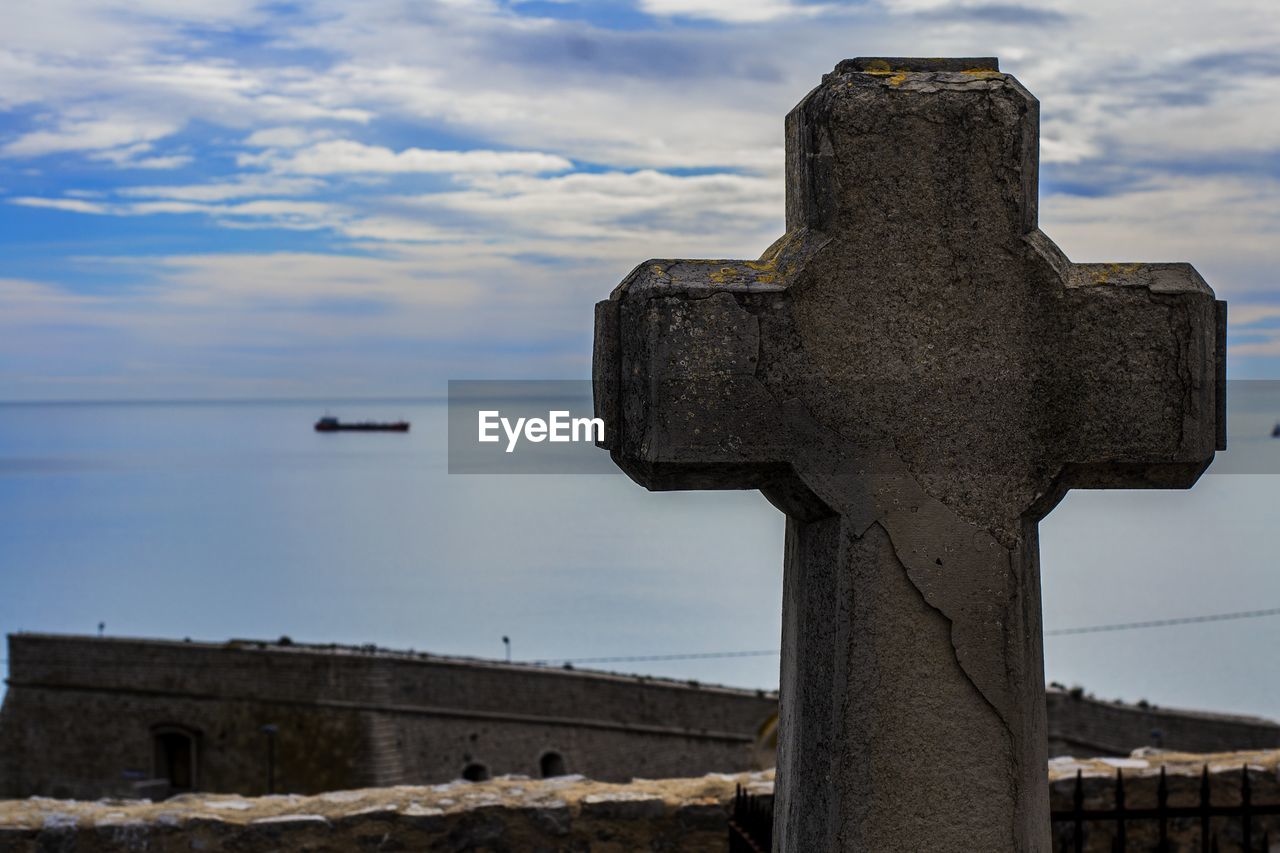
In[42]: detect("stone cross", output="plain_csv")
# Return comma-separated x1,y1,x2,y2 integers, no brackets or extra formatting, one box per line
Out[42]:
593,58,1226,851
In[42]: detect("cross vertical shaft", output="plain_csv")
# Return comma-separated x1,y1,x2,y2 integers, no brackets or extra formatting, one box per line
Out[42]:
774,512,1049,850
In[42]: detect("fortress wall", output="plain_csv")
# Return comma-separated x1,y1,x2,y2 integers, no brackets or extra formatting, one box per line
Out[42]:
1046,690,1280,758
0,686,367,799
390,713,755,785
5,634,774,733
8,634,1280,802
371,655,774,734
0,634,775,799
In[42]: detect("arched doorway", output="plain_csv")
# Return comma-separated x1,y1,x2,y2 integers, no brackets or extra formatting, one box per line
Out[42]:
539,751,567,778
152,725,200,792
461,762,490,782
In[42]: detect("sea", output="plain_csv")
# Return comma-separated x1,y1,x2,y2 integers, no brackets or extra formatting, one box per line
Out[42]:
3,385,1280,717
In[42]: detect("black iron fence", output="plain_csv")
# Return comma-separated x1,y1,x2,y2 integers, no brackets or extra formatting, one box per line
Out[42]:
1054,766,1278,852
729,767,1280,853
729,785,773,853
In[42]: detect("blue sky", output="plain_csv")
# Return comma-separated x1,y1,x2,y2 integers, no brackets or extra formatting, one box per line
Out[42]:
3,0,1280,400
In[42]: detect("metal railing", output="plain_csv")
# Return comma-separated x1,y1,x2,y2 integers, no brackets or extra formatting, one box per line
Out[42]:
1054,766,1279,852
729,766,1280,853
729,785,772,852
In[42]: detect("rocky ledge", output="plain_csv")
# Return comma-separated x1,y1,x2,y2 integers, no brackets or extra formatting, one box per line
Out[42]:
3,750,1280,851
0,770,773,852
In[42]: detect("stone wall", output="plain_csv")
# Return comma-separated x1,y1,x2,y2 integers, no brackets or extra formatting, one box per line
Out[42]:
0,770,767,853
0,634,777,799
1046,688,1280,757
5,634,1279,804
4,752,1280,852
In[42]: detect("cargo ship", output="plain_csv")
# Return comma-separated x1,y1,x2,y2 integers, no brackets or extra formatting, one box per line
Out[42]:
315,416,410,433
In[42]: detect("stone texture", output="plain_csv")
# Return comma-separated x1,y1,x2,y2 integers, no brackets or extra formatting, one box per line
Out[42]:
594,58,1225,852
4,752,1280,852
0,770,773,852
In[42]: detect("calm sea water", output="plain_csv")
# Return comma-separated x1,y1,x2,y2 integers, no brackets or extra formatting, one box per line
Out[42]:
0,398,787,698
3,387,1280,717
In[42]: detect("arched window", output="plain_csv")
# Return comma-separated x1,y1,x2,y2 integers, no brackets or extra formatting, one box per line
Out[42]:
462,762,491,782
539,751,567,778
152,725,200,792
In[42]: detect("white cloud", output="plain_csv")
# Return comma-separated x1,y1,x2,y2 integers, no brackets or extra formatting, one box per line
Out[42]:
638,0,830,23
1,117,179,157
261,140,573,175
118,176,325,202
11,197,111,214
1230,305,1280,328
4,0,1280,394
1229,332,1280,357
0,277,110,323
150,251,489,309
89,142,193,170
12,165,783,260
243,127,330,148
418,169,781,243
306,60,787,172
1043,173,1280,300
10,194,350,233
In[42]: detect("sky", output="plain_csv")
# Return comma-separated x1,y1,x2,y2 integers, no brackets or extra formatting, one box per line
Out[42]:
3,0,1280,401
4,1,1280,721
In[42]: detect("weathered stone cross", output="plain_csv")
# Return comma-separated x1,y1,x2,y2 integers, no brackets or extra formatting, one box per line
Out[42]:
594,58,1225,851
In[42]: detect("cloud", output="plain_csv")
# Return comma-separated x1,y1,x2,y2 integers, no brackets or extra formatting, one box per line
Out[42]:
896,1,1071,24
1042,173,1280,300
11,197,112,215
10,194,350,233
0,53,373,169
0,277,111,323
243,127,330,148
89,142,193,170
11,165,785,265
1229,332,1280,357
118,176,325,202
1230,305,1280,328
637,0,831,23
1,117,179,158
415,169,781,245
4,0,1280,397
257,140,574,176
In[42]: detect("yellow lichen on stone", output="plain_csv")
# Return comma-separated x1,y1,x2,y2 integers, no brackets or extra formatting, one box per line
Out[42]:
708,267,736,285
1092,262,1143,284
860,64,911,87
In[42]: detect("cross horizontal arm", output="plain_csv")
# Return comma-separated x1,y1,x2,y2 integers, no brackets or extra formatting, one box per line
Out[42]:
1047,255,1225,495
594,241,821,492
